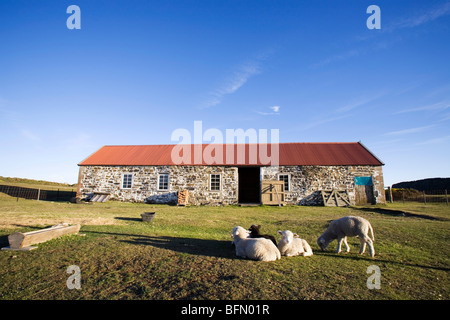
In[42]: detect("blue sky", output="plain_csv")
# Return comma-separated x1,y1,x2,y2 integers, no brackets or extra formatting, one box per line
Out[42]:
0,0,449,185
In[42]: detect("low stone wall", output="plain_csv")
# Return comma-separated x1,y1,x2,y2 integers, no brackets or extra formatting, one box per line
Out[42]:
78,164,385,205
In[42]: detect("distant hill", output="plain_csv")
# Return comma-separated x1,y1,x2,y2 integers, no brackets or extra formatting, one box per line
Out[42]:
0,176,76,191
392,178,450,191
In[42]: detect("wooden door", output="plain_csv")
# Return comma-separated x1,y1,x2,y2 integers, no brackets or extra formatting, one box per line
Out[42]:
261,180,284,205
355,184,375,205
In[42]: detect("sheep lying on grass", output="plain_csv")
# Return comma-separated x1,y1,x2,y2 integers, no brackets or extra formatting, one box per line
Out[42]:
248,224,277,246
231,226,250,246
277,230,313,257
232,226,281,262
317,216,375,257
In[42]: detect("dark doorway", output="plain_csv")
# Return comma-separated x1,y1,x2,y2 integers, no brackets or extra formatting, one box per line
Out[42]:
238,167,260,204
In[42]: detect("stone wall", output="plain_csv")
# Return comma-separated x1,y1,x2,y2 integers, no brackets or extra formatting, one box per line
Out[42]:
78,164,385,205
261,165,385,205
78,165,238,205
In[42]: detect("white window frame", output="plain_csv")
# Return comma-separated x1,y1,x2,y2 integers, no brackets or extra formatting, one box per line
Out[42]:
158,173,170,191
210,173,221,191
278,173,290,192
122,173,133,189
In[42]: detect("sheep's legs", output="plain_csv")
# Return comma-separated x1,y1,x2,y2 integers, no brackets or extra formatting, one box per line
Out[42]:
336,236,350,254
359,237,375,257
359,238,367,254
336,237,343,254
366,237,375,257
343,237,350,252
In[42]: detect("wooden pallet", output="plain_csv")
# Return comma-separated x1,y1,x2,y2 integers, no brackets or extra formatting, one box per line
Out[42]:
177,190,189,206
90,192,110,202
321,189,351,207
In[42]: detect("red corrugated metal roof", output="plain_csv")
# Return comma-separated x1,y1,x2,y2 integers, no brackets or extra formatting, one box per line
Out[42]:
78,142,383,166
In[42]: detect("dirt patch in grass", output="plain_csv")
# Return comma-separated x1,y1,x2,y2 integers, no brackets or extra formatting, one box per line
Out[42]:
0,217,121,229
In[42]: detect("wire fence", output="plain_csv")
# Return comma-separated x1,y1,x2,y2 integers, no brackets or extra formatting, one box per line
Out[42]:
0,184,77,202
385,187,449,205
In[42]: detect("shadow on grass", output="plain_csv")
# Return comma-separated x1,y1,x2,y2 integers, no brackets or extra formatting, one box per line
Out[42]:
85,230,236,259
0,234,8,248
314,251,450,272
114,217,142,222
121,235,236,259
352,207,447,221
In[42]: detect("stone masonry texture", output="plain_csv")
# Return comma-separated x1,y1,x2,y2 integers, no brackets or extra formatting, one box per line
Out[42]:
78,165,385,205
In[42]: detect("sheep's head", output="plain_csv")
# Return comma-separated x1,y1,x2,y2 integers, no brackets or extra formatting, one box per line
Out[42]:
278,230,298,244
232,226,250,239
249,224,261,235
317,235,330,251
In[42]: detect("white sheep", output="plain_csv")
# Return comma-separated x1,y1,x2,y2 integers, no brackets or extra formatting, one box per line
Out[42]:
231,226,250,246
317,216,375,257
231,226,281,262
277,230,313,257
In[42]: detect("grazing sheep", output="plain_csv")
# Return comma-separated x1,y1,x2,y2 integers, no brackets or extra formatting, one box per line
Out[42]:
248,224,277,246
317,216,375,257
277,230,313,257
231,226,281,262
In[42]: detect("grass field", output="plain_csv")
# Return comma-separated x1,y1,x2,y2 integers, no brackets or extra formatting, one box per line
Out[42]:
0,191,449,300
0,176,76,192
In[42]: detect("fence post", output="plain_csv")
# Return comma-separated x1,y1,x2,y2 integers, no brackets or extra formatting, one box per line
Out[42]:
389,187,393,203
446,190,448,206
37,188,40,201
423,191,426,205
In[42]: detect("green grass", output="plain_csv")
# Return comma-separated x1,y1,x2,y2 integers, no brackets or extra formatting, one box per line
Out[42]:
0,192,449,300
0,176,76,192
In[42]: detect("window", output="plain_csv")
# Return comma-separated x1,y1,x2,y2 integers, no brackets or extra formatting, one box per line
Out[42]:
122,174,133,189
278,174,290,192
210,174,221,191
158,174,169,190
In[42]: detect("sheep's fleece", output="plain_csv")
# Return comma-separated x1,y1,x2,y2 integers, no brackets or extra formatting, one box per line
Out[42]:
232,226,281,261
277,230,313,257
317,216,375,257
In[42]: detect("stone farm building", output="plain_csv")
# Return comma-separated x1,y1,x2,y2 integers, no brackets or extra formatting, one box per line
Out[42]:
77,142,385,206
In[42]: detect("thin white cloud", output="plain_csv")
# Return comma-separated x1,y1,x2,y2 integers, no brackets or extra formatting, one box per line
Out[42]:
21,129,40,142
297,114,352,131
416,135,450,145
425,83,450,98
336,92,386,113
314,2,450,69
200,60,262,109
312,49,360,69
440,113,450,121
384,125,435,136
0,97,7,108
66,133,95,151
394,101,450,114
255,105,281,116
388,1,450,30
